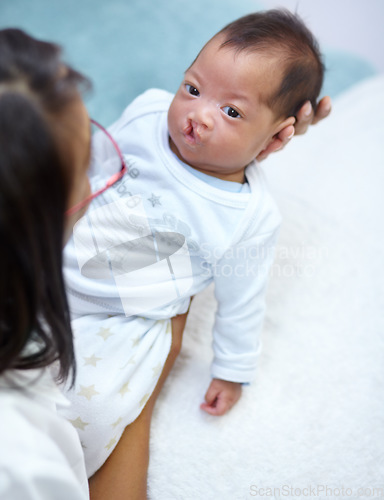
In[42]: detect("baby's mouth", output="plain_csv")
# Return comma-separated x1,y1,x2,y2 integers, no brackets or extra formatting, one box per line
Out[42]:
183,120,199,144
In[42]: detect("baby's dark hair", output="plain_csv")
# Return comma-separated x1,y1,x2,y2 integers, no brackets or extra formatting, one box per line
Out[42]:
218,9,324,118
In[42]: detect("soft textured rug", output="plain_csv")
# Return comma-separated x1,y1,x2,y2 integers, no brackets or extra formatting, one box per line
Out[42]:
148,75,384,499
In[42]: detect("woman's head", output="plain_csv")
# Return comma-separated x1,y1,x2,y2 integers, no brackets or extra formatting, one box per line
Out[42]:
0,28,91,382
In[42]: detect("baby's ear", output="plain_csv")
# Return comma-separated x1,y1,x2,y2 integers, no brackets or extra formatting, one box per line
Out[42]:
257,116,296,161
273,115,296,137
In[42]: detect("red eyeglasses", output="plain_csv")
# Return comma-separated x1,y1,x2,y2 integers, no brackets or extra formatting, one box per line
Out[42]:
66,119,128,217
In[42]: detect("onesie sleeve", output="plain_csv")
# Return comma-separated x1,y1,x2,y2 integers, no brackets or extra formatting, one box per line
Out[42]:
210,226,279,383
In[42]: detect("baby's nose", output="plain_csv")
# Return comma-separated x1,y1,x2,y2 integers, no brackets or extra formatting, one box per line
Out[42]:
190,102,214,131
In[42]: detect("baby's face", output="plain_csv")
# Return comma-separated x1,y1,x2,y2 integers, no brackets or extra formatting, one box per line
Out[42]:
168,36,284,181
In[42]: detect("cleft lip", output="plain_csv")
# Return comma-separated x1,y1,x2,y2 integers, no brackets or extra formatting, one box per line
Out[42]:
183,119,201,145
183,120,193,136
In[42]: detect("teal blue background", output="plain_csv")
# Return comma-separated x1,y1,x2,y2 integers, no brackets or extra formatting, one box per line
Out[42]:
0,0,376,125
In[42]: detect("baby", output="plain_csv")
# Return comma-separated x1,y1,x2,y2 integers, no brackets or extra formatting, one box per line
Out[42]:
61,9,324,476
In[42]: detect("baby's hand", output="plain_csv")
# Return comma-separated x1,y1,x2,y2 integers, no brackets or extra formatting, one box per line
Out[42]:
200,378,242,416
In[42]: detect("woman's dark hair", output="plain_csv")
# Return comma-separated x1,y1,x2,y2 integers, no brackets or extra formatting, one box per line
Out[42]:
218,9,325,118
0,29,90,383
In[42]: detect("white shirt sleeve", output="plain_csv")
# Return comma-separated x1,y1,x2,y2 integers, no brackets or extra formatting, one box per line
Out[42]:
0,461,87,500
210,227,279,383
0,374,89,500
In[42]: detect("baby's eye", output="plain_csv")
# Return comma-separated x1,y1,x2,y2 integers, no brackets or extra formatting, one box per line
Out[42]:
185,84,200,97
222,106,241,118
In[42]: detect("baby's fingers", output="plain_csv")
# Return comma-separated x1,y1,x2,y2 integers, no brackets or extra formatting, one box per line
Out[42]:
200,379,242,416
200,397,229,416
203,383,218,406
200,384,225,415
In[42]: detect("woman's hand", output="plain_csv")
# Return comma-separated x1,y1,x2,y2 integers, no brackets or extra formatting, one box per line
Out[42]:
257,96,332,161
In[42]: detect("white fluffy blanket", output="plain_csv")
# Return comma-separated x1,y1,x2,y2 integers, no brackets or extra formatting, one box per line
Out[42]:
149,75,384,500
